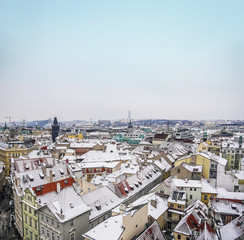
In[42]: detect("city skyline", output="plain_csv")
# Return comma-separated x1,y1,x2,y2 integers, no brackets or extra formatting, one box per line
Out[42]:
1,0,244,122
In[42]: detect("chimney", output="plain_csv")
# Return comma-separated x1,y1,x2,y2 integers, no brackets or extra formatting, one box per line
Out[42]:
42,165,47,176
49,170,53,182
57,182,61,193
151,199,157,208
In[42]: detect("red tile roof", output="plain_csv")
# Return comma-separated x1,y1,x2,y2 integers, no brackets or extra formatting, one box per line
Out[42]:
32,177,74,196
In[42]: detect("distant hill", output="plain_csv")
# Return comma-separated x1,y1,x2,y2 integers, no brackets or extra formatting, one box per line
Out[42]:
27,118,53,128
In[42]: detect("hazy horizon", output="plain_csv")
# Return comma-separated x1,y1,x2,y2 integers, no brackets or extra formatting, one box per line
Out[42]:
1,1,244,122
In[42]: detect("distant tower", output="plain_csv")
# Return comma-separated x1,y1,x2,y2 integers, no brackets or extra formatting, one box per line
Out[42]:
128,110,133,129
52,117,60,142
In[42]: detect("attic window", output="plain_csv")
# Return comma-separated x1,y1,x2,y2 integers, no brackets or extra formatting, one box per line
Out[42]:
59,169,64,175
52,172,55,177
39,173,44,179
28,174,34,181
71,165,75,170
138,180,142,185
231,204,237,209
124,188,129,193
95,204,101,210
146,175,149,179
134,182,139,187
148,172,152,177
129,185,134,190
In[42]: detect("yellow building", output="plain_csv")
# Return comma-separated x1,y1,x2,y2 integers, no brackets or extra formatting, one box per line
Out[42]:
0,141,34,175
22,188,39,240
167,190,186,231
175,153,211,179
197,141,221,156
67,133,84,140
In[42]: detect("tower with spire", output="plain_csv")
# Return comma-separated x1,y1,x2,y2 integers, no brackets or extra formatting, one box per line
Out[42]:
52,117,60,142
128,110,133,129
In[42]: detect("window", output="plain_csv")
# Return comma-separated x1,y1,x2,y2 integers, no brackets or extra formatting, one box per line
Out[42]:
41,214,44,220
30,217,32,227
190,188,192,191
35,220,37,229
70,219,74,226
57,222,60,228
52,232,55,240
168,222,171,229
25,227,28,235
29,206,32,214
135,224,138,228
35,234,38,240
177,169,180,173
177,234,181,239
25,204,27,211
190,195,192,199
70,233,75,240
204,195,208,200
42,227,44,234
178,205,181,209
30,231,33,240
46,217,49,223
170,203,174,207
25,215,27,223
186,238,190,240
57,236,60,240
47,230,50,238
52,219,54,225
194,188,196,191
168,212,172,218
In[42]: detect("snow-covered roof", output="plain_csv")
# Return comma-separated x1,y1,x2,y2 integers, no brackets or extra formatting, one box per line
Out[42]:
79,161,120,169
15,163,71,190
46,186,90,222
217,188,244,200
173,179,202,188
201,180,217,194
153,158,172,172
197,152,227,166
136,221,167,240
81,187,122,221
211,199,244,216
83,214,123,240
129,192,168,220
111,165,162,201
182,163,202,173
219,215,244,240
234,171,244,180
70,142,97,148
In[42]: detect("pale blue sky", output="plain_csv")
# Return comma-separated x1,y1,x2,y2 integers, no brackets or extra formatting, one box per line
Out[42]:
0,0,244,122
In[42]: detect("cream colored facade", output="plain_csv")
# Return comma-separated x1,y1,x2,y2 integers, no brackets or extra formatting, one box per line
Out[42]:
120,204,148,240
